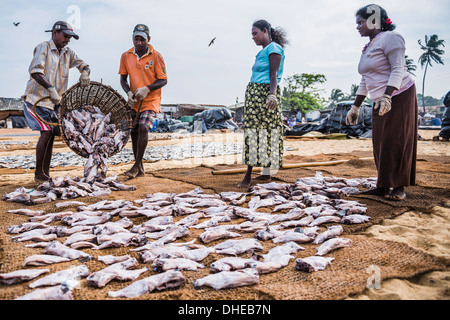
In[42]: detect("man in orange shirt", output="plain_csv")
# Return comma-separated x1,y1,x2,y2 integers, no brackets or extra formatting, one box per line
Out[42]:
119,24,167,179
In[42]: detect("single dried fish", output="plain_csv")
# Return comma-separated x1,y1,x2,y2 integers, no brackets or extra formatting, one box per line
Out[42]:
313,225,344,245
193,269,259,290
108,270,185,298
295,256,335,272
315,238,353,256
0,269,50,285
29,265,90,288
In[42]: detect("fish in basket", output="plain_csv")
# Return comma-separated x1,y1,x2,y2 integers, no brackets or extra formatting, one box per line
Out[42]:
32,81,132,182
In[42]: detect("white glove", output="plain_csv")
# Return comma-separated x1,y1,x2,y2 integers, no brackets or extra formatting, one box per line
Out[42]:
345,105,360,125
266,94,278,110
127,91,137,107
47,86,61,105
135,86,150,100
79,69,90,87
374,94,392,116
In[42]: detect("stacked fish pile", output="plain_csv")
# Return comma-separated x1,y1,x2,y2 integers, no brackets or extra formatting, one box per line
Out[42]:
1,173,376,299
62,105,126,182
2,174,136,205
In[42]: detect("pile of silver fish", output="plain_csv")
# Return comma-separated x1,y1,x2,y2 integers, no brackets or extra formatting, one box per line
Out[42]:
0,142,242,170
2,174,135,205
62,105,126,182
1,172,376,299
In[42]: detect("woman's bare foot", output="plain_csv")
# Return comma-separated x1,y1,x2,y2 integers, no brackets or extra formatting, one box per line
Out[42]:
384,187,406,201
238,176,251,188
34,174,50,184
123,167,139,179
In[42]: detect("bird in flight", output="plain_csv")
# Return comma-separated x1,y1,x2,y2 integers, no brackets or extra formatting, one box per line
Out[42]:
13,22,20,26
208,37,216,47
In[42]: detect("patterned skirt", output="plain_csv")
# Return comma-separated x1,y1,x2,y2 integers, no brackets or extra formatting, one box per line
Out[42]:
242,82,284,169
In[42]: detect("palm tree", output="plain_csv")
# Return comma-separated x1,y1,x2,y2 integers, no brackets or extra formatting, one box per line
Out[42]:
405,55,417,77
418,34,445,114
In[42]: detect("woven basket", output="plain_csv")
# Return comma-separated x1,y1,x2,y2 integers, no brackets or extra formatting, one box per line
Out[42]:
33,81,132,158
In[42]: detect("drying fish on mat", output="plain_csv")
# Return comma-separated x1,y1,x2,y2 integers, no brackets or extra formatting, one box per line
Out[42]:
152,258,205,272
193,268,259,290
23,254,71,266
55,225,92,237
86,258,147,288
98,255,132,265
43,241,92,260
230,195,247,206
63,232,97,247
214,238,264,255
108,270,185,299
158,247,215,262
245,255,294,274
199,227,241,244
210,256,259,273
272,230,314,244
237,220,268,232
341,214,371,224
219,191,245,202
55,200,86,208
315,238,353,256
263,241,305,261
295,256,335,272
8,222,50,234
254,226,284,241
2,174,136,205
7,208,45,216
268,207,306,224
273,201,306,212
11,229,57,243
14,279,79,300
308,215,342,227
95,232,147,250
29,265,90,288
313,225,344,245
277,216,315,229
0,269,50,285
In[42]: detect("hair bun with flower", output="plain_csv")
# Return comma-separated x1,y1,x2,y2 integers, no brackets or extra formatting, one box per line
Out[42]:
385,18,392,24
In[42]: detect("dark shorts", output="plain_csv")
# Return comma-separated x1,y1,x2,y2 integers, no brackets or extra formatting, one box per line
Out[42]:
23,101,60,135
130,110,156,132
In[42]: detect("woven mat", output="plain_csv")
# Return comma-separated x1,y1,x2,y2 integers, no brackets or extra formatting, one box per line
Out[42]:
1,154,449,300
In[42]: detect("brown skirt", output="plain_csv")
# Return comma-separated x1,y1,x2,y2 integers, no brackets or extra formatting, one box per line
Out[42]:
372,84,418,188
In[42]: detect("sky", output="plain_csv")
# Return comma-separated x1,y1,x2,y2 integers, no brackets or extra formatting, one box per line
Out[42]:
1,0,449,106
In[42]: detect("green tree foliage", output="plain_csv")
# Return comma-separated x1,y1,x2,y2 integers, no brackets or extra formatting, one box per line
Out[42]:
282,73,326,113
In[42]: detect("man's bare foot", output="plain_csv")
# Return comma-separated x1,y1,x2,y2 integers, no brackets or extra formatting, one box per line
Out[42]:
124,167,139,179
136,171,145,177
254,175,271,182
384,187,406,201
34,174,50,184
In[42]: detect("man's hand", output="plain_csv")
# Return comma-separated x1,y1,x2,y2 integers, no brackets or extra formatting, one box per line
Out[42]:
135,86,150,100
266,94,278,110
47,87,61,105
374,94,392,116
79,69,90,87
127,91,137,107
345,105,360,125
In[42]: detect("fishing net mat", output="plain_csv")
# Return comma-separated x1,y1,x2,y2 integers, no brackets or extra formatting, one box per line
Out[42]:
0,152,448,300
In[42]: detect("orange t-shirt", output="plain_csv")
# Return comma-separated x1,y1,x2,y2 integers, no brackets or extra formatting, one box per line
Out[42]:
119,44,167,113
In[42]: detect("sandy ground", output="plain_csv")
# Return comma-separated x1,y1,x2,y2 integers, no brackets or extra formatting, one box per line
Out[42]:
0,127,449,300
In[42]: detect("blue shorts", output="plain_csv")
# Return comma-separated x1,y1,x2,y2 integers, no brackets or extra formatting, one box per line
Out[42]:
23,101,60,134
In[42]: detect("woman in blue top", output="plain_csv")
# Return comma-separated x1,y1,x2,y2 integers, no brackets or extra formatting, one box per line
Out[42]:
238,19,288,188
